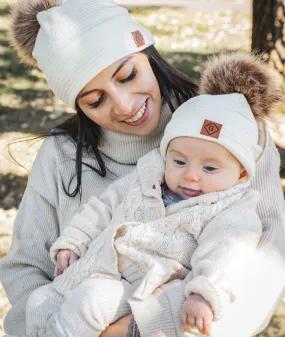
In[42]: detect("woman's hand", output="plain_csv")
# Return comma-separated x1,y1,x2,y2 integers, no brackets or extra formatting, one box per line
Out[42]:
100,314,133,337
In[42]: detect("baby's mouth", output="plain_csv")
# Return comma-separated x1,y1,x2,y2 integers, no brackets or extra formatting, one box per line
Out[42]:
181,187,202,197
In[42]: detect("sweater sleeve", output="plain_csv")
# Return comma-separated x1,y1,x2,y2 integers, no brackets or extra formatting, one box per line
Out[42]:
250,125,285,255
0,138,60,335
185,190,262,321
3,313,72,337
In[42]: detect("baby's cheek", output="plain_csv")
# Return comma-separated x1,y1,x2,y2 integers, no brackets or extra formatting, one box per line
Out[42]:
204,175,235,193
165,165,178,189
203,180,221,193
165,175,177,193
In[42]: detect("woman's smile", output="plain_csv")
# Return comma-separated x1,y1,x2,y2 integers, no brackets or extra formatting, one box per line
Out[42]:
125,99,148,126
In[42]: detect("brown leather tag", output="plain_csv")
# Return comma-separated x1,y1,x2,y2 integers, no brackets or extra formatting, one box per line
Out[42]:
132,31,145,48
200,119,223,139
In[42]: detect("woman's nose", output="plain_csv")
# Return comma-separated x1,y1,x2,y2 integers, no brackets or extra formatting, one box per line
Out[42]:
111,91,133,117
184,169,200,182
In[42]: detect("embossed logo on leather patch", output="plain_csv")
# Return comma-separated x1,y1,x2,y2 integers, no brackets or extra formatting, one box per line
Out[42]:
132,30,145,48
200,119,223,139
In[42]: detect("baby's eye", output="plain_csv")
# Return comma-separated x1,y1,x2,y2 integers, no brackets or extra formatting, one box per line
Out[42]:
174,159,187,166
203,166,218,173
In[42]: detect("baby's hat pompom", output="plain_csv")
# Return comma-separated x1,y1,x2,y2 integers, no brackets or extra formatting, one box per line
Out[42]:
10,0,64,66
200,53,283,120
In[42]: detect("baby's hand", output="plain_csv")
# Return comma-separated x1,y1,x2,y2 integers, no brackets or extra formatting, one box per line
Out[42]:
54,249,79,277
181,294,214,336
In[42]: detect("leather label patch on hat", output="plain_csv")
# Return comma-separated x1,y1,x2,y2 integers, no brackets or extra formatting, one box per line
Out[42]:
200,119,223,139
132,31,145,48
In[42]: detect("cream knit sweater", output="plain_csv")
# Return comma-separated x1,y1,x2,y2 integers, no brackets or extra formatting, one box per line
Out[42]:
48,148,262,323
1,104,285,336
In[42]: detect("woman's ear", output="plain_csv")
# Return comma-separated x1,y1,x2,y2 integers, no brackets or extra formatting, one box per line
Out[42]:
238,169,248,183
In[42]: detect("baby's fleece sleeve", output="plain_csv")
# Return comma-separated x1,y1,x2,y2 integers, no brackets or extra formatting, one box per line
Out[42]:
50,171,136,264
185,189,262,321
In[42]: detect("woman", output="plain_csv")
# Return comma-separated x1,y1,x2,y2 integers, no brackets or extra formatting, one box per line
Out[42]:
1,0,284,336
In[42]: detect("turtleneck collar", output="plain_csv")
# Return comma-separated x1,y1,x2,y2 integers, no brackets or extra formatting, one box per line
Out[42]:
98,102,173,165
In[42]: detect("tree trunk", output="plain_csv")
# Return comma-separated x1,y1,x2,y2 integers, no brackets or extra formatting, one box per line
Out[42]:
252,0,285,75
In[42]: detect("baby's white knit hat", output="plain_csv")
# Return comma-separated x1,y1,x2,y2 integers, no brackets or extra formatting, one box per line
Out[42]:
160,93,262,180
31,0,154,109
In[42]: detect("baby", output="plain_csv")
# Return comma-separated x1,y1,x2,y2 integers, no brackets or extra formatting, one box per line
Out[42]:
26,53,280,337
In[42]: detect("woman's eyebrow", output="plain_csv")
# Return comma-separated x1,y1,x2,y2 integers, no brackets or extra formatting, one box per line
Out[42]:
77,56,133,100
111,56,133,79
77,88,98,100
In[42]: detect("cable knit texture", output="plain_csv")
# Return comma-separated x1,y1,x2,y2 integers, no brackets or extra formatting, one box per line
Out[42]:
1,116,285,337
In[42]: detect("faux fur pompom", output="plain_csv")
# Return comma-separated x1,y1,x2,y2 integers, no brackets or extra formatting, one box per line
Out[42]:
10,0,64,66
200,53,283,120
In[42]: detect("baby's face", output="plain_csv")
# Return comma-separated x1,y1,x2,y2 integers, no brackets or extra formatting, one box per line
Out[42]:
165,137,247,199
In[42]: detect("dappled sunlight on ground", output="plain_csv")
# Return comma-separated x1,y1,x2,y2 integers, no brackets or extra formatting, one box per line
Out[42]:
132,7,251,53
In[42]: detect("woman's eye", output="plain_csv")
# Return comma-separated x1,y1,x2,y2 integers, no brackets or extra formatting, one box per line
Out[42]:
174,159,186,166
203,166,218,172
119,68,137,84
88,94,104,109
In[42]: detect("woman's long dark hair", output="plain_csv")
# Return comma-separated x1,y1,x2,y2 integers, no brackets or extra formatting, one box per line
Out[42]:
44,46,199,198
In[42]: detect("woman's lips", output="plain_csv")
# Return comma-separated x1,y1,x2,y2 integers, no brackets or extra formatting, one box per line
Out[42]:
181,187,202,197
125,99,149,126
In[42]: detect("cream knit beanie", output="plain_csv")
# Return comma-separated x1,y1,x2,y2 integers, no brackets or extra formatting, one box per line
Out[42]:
160,93,262,180
11,0,154,109
160,53,283,181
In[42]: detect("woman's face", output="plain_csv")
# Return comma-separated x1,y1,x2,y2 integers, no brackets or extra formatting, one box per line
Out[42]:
77,52,162,136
